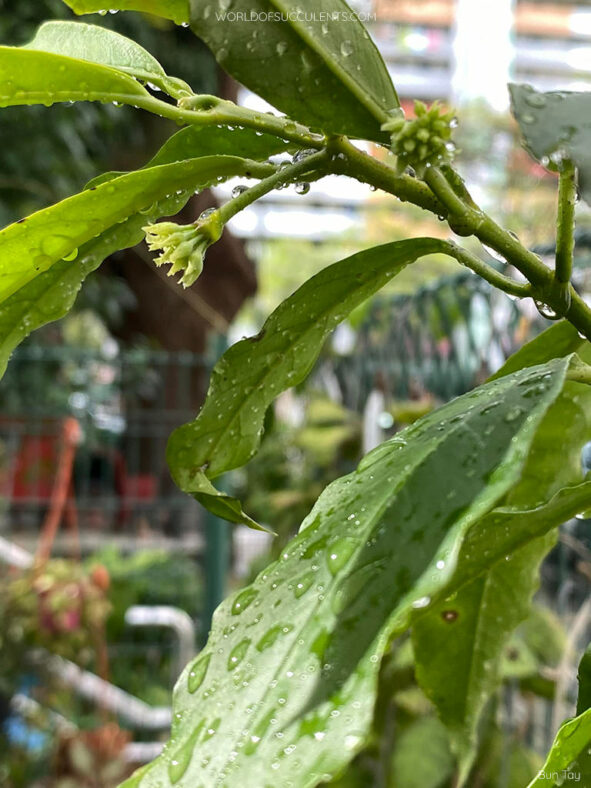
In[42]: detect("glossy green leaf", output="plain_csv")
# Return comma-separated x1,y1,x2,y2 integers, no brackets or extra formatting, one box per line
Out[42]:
146,125,294,167
189,0,399,141
167,238,448,526
413,326,591,781
23,21,192,99
89,124,294,188
0,155,273,304
63,0,190,24
123,357,578,788
0,46,150,109
526,709,591,787
0,190,188,381
577,645,591,716
413,532,555,782
509,84,591,204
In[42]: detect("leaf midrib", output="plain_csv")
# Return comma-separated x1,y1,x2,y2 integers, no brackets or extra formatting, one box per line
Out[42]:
188,241,444,480
268,0,394,125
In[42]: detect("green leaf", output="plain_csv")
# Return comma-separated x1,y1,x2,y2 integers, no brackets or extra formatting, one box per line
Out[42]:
0,155,273,303
414,328,591,781
0,45,150,109
23,21,192,99
577,645,591,716
146,125,294,167
63,0,190,24
490,321,584,380
390,717,455,788
0,191,189,381
123,357,580,788
189,0,399,141
166,238,448,525
526,709,591,787
509,84,591,205
90,124,294,188
412,532,555,782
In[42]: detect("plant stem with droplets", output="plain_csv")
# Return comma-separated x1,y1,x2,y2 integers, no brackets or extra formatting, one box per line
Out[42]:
218,150,331,224
555,159,577,285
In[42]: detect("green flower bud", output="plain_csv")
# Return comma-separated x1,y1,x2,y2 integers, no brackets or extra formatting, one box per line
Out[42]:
382,101,458,177
143,210,223,288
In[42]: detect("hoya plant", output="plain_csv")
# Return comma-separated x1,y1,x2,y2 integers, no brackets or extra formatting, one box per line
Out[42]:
1,1,591,785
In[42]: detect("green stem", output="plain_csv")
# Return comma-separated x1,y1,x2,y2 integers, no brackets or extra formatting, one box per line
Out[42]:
219,150,331,223
555,159,577,285
131,93,326,149
443,241,532,299
330,137,445,215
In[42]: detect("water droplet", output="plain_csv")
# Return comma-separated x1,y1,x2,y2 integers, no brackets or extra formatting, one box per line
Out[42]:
326,537,356,576
535,300,559,320
231,588,258,615
256,624,293,652
276,41,288,56
412,596,431,609
231,184,249,198
504,406,523,423
340,40,354,57
188,653,211,693
199,207,217,221
295,182,310,195
228,639,250,670
521,113,535,125
293,572,315,598
167,721,204,783
525,92,546,109
442,610,458,622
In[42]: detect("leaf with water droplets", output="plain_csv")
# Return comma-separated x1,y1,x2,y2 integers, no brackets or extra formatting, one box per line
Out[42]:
0,188,189,381
525,708,591,787
0,155,272,304
125,357,582,788
509,83,591,204
413,532,556,784
23,21,192,99
63,0,189,24
166,238,449,527
189,0,399,142
413,328,591,783
0,44,150,110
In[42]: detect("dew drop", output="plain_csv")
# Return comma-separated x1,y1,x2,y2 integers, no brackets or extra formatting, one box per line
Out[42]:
295,182,310,195
187,653,211,694
293,572,315,598
231,184,249,199
326,537,357,576
227,639,250,670
412,596,431,609
231,587,258,616
535,300,559,320
340,40,354,57
63,248,78,262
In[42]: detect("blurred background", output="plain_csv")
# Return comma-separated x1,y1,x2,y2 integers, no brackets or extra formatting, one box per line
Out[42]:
1,1,591,785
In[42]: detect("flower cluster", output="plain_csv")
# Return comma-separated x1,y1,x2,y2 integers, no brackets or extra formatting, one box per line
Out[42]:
382,101,457,177
143,210,223,288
